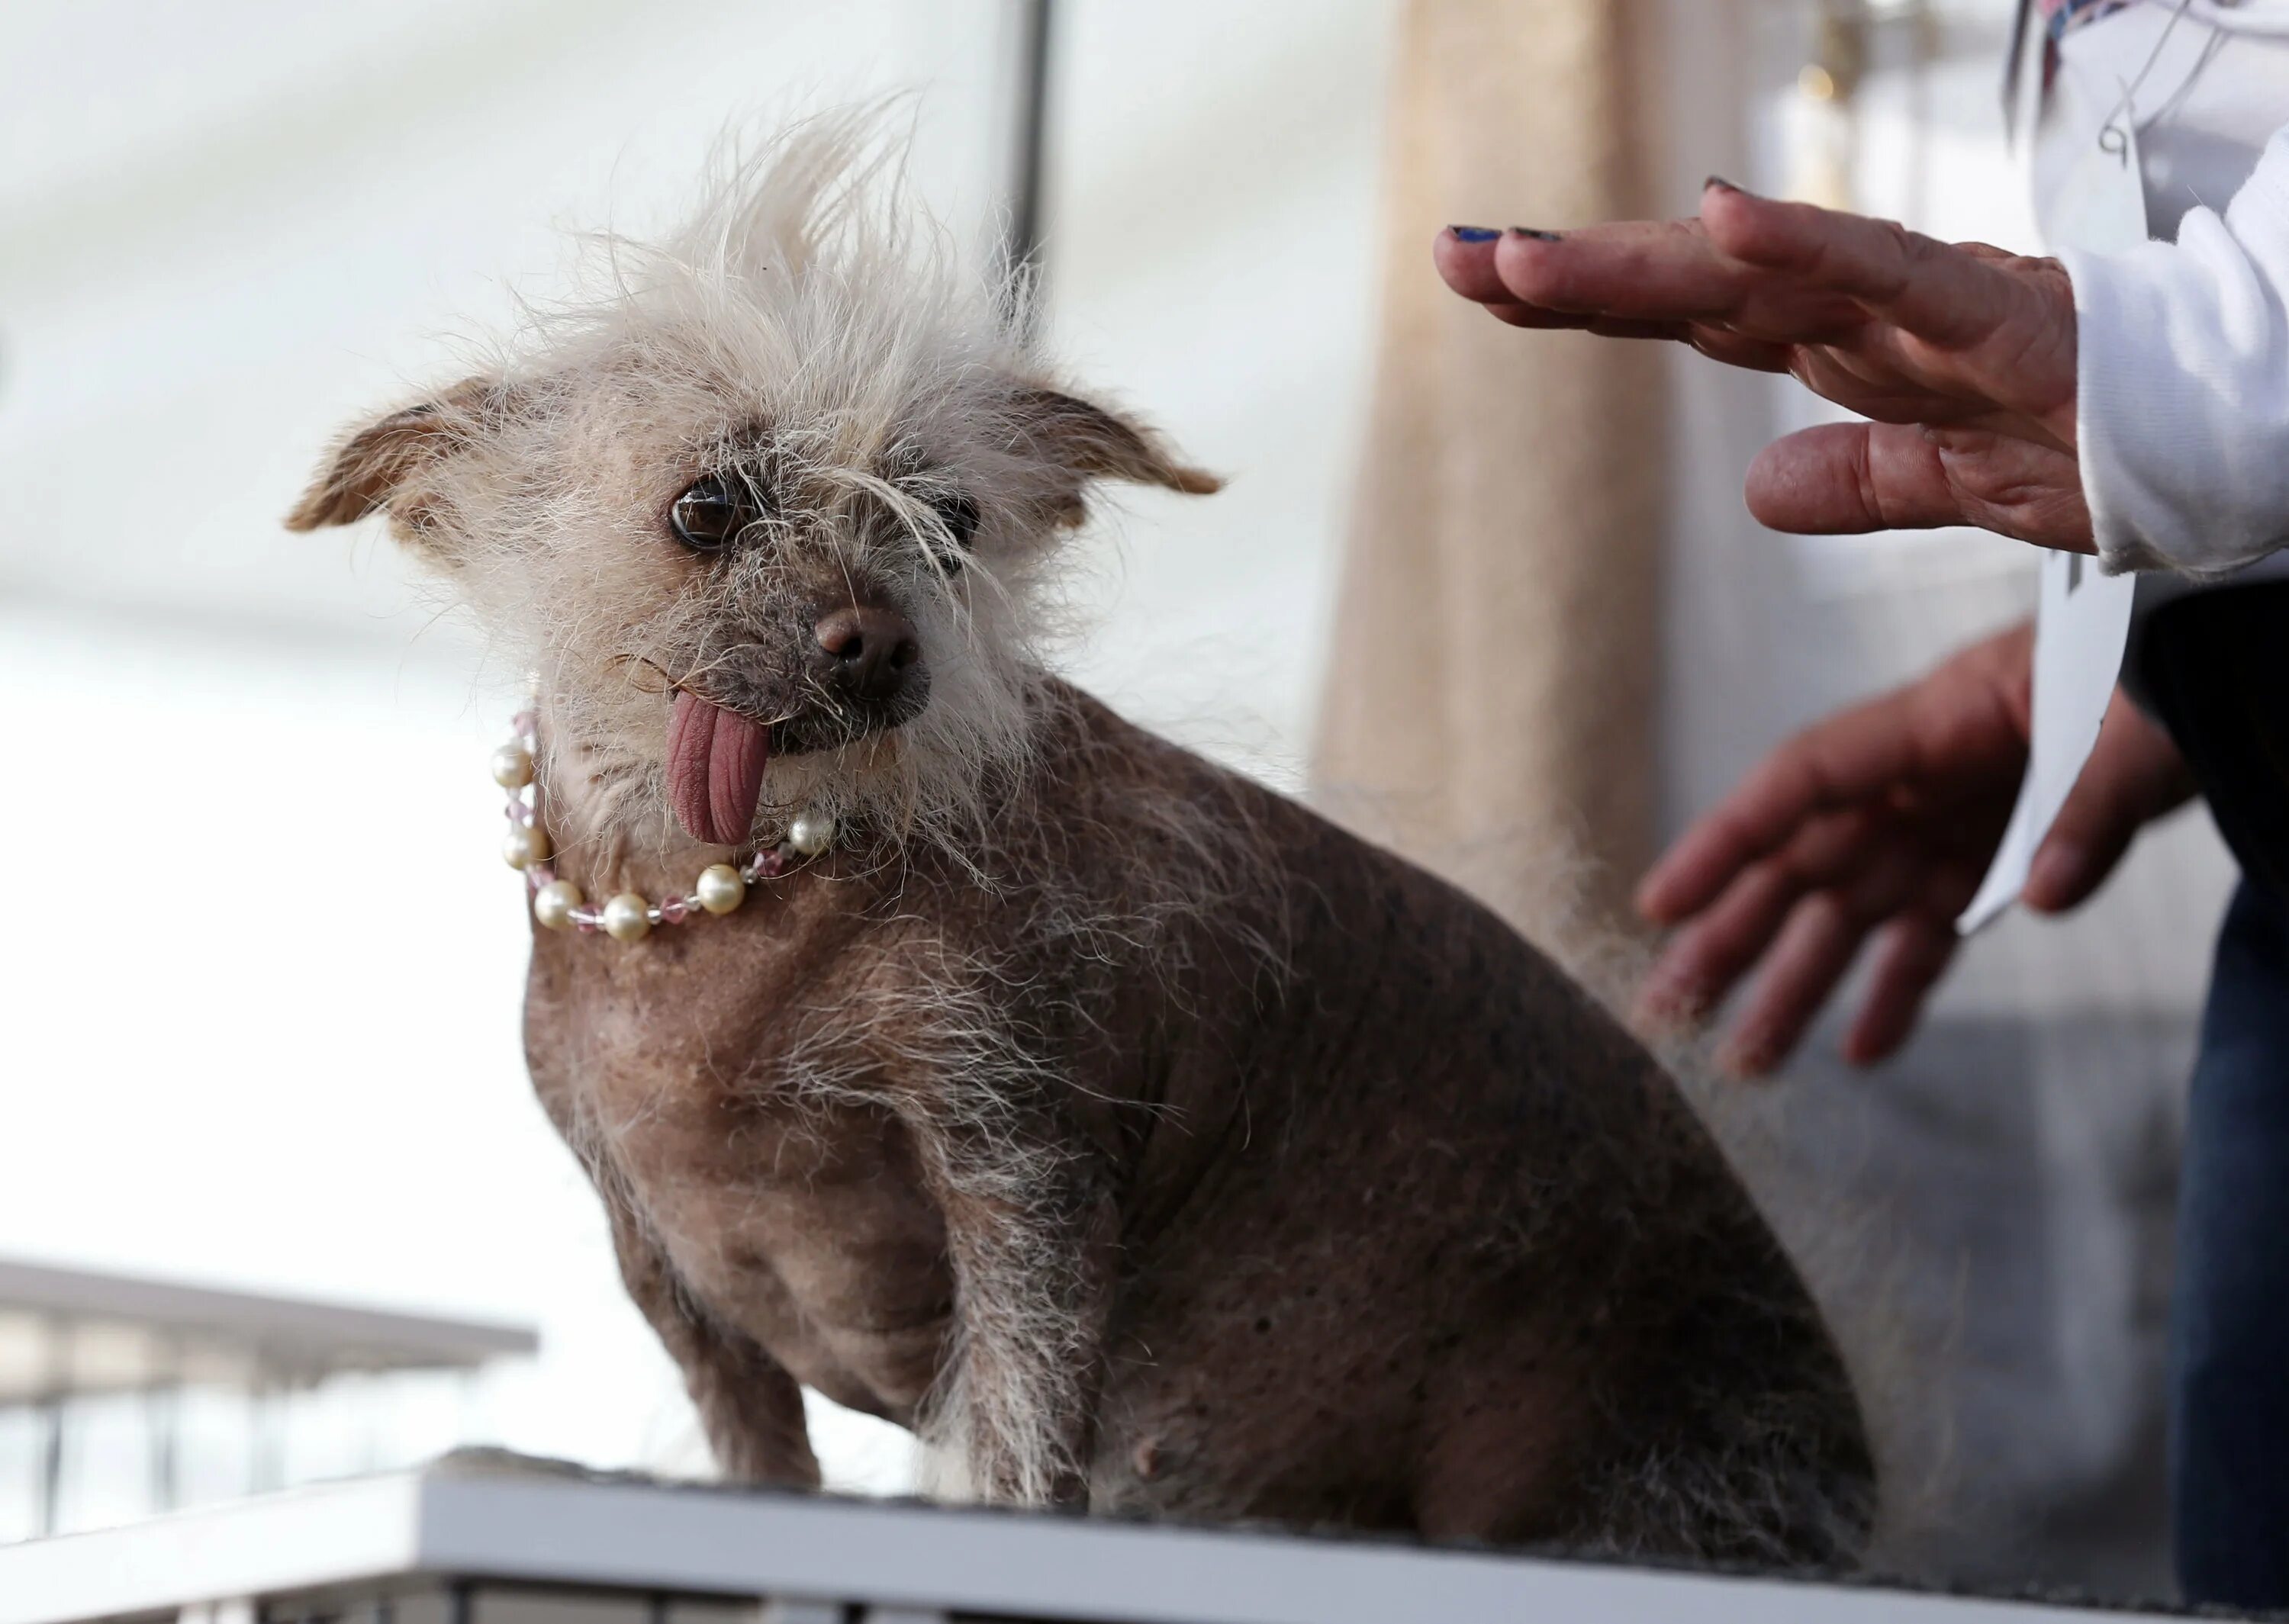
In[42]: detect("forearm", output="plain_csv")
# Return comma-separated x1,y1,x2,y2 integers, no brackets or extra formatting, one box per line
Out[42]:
2068,127,2289,578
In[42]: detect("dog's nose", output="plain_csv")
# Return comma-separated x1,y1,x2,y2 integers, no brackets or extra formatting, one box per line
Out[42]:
813,604,921,702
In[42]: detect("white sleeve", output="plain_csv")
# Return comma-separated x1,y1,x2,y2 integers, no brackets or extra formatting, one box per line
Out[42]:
2062,124,2289,579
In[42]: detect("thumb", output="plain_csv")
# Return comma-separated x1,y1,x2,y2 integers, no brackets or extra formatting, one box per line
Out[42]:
2023,692,2197,912
1747,423,1962,535
1747,423,2094,548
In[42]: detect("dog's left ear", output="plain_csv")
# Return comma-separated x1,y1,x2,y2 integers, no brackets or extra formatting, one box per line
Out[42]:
285,376,511,542
1006,385,1222,510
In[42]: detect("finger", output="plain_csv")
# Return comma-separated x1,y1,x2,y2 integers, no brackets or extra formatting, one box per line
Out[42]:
1478,302,1698,341
1700,185,2027,352
1705,186,2080,433
1721,891,1872,1076
1637,802,1891,1029
1637,858,1804,1029
1433,227,1708,326
1687,325,1795,373
1492,220,1863,339
1484,217,1739,319
1723,818,1938,1074
1488,212,1879,341
1442,227,1803,363
1839,850,1988,1063
1480,301,1595,329
1637,691,1925,922
2023,690,2199,912
1638,619,2039,927
1434,227,1518,304
1843,914,1960,1065
1746,423,2095,549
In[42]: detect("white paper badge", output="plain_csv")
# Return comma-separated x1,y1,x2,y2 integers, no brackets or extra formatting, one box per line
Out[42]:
1960,551,2142,931
1959,118,2149,935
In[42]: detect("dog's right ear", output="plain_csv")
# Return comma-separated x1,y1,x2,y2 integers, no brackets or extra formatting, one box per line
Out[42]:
1000,385,1222,529
285,377,509,542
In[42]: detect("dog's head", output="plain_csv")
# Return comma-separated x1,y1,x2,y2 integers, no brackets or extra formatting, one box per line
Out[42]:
289,121,1215,855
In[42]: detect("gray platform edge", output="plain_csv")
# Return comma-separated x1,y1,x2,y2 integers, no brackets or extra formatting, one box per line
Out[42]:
0,1256,536,1382
0,1454,2197,1624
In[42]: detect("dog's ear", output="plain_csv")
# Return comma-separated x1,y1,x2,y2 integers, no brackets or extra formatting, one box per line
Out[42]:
1007,386,1222,512
285,377,511,542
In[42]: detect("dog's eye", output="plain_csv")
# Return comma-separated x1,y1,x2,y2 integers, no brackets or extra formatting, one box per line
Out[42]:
932,491,980,552
669,474,754,552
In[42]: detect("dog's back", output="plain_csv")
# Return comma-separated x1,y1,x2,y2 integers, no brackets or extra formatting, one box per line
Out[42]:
1018,685,1875,1563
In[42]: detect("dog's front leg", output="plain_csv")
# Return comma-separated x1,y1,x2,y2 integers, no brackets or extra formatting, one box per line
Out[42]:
600,1185,821,1490
917,1126,1118,1509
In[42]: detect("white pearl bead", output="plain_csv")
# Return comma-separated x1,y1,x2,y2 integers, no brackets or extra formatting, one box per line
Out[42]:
602,892,652,942
787,809,836,856
502,825,552,870
695,863,747,915
533,880,583,931
491,744,535,789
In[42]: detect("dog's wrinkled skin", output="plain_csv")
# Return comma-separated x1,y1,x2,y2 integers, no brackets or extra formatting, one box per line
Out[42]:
289,124,1874,1564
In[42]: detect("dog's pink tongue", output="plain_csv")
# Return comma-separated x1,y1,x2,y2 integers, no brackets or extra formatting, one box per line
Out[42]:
666,690,770,847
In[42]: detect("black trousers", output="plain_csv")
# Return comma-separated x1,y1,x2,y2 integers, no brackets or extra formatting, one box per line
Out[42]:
2138,584,2289,1610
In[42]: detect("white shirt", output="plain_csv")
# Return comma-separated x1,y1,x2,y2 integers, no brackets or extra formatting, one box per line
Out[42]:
2038,1,2289,580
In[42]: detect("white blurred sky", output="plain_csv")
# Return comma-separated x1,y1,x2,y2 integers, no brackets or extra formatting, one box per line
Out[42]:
0,0,1399,1515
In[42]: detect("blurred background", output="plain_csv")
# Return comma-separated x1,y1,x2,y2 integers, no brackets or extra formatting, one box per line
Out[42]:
0,0,2233,1602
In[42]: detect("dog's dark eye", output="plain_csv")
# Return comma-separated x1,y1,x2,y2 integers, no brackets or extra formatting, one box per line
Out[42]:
932,491,981,552
669,474,754,552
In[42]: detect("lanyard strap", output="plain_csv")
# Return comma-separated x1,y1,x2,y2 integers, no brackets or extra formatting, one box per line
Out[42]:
2047,0,2146,34
2006,0,2174,131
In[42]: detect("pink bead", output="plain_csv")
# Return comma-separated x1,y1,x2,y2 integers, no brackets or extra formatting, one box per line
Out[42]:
756,851,786,877
511,710,536,733
660,896,690,924
575,917,598,934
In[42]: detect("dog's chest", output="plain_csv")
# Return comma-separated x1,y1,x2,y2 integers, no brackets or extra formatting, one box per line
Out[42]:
526,933,958,1410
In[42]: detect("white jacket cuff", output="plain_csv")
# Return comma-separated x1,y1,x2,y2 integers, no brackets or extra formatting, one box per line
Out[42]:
2064,128,2289,580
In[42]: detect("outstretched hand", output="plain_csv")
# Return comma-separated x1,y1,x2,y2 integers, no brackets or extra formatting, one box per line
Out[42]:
1436,182,2092,552
1633,623,2194,1076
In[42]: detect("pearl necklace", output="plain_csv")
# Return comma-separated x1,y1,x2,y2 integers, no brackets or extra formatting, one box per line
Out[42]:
493,704,835,943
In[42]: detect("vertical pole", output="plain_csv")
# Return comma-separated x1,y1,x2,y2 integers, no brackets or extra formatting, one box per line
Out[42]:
146,1383,182,1513
248,1380,285,1495
1002,0,1057,338
34,1317,65,1538
34,1398,62,1538
148,1336,183,1514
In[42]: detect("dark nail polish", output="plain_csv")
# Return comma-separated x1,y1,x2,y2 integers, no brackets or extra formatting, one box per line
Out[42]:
1508,227,1563,241
1449,226,1501,243
1705,175,1740,193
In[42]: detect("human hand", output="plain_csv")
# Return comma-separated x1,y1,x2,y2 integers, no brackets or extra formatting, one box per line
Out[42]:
1435,182,2093,552
1633,622,2194,1075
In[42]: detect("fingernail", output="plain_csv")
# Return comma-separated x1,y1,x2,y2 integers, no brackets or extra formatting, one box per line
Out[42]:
1508,227,1563,241
1449,225,1501,243
2026,841,2085,907
1705,175,1740,193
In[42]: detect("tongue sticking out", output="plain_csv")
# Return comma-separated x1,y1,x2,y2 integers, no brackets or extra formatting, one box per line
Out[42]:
665,690,771,847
